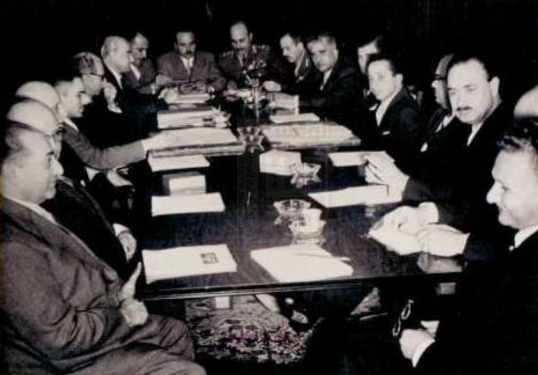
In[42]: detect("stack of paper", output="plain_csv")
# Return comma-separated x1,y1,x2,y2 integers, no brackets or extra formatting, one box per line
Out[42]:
368,223,422,255
329,151,394,167
173,93,211,105
148,154,210,172
163,172,206,195
251,244,353,282
143,244,237,282
160,128,239,147
308,185,401,208
151,193,225,216
259,150,301,176
271,93,299,111
264,124,354,146
269,113,319,124
158,107,216,129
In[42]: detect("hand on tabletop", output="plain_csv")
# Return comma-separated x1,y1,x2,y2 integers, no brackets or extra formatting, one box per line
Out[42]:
417,224,469,257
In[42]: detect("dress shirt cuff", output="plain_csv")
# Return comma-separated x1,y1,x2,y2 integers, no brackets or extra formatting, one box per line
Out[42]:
418,202,439,224
86,167,99,181
412,338,435,367
113,223,130,237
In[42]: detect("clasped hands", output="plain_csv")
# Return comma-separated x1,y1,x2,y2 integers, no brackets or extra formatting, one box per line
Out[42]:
380,204,470,257
119,263,148,327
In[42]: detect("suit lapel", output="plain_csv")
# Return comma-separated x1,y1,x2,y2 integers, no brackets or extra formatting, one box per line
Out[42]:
378,88,407,130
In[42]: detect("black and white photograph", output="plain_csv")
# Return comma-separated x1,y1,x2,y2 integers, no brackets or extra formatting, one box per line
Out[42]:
1,0,538,374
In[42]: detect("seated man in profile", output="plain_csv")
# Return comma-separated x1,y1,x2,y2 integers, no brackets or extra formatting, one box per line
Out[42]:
262,30,322,96
0,116,205,375
342,118,538,375
300,31,364,132
158,29,226,93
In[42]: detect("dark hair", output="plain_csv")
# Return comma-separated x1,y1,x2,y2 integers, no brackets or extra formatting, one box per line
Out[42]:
500,117,538,155
367,53,403,76
306,31,336,47
281,30,304,45
446,49,499,81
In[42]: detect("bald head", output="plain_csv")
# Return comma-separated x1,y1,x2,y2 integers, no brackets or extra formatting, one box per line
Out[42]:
515,86,538,118
16,81,60,110
101,36,132,73
230,21,252,54
7,100,60,136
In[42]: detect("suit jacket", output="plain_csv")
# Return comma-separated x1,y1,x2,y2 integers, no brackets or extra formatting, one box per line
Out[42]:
274,52,322,97
158,50,226,91
104,65,167,137
62,122,146,171
218,44,275,88
415,230,538,375
0,198,193,375
299,57,364,132
41,177,132,279
124,59,157,95
362,88,421,168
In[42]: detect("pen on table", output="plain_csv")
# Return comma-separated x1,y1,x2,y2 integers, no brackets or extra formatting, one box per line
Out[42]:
294,253,351,262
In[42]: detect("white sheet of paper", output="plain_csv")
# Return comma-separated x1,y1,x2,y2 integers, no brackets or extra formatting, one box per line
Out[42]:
148,154,210,172
152,193,225,216
162,128,239,147
251,244,353,282
368,223,422,255
309,185,401,208
259,150,301,176
143,244,236,282
329,151,394,167
269,113,320,124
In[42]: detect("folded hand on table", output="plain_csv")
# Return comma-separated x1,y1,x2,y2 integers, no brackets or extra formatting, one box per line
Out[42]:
417,224,470,257
364,154,409,193
120,298,148,327
106,169,133,187
379,203,439,235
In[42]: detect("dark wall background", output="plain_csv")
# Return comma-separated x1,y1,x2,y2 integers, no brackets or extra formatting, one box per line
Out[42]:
1,0,537,115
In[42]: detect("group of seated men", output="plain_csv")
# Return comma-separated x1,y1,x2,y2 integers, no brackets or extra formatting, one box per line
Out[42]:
1,17,538,375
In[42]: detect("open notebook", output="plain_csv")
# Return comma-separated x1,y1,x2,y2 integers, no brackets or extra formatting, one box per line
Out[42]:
143,244,237,282
251,244,353,282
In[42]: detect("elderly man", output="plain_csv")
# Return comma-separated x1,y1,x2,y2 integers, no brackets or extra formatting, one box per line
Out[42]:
262,31,322,96
343,117,538,375
158,29,225,93
362,53,421,165
218,21,276,89
0,112,205,375
300,31,363,132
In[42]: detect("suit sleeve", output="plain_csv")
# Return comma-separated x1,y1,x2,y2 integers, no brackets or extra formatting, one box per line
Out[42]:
63,128,146,170
205,53,226,91
0,241,131,359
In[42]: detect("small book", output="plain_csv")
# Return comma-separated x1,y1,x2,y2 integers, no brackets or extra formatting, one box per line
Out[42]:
269,113,320,124
143,244,237,282
368,223,422,255
329,151,394,167
259,150,301,176
151,193,225,216
158,106,215,128
148,154,210,172
251,244,353,282
308,185,401,208
163,171,206,196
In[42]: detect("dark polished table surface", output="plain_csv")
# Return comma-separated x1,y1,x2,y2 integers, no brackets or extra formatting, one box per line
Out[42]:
140,145,461,301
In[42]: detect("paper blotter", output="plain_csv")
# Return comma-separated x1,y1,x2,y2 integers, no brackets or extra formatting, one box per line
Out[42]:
251,244,353,282
152,193,225,216
148,154,210,172
309,185,401,208
143,244,237,282
368,223,422,255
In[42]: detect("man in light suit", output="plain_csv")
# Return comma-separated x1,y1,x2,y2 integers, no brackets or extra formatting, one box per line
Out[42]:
0,113,205,375
158,29,226,93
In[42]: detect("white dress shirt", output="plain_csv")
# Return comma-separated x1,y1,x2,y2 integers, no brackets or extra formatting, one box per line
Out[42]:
375,90,399,125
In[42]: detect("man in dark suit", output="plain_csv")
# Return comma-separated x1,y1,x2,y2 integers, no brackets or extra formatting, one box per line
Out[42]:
342,118,538,375
218,21,277,89
262,31,322,97
300,31,364,132
0,119,205,375
158,29,226,93
362,54,421,166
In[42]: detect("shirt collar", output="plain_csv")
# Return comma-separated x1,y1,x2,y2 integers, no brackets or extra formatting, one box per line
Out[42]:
378,89,400,112
130,63,141,80
467,122,483,145
63,118,79,132
514,224,538,249
4,196,57,224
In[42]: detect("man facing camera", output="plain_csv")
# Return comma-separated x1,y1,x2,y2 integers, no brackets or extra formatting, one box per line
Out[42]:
343,118,538,375
300,31,364,132
0,122,205,375
158,29,226,93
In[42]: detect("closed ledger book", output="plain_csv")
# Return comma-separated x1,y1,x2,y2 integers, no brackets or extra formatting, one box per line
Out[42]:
251,244,353,282
143,244,237,283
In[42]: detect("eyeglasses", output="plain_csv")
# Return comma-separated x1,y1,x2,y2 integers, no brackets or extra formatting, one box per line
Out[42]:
391,299,415,339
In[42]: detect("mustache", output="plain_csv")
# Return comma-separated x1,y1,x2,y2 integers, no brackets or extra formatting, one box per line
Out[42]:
456,106,472,112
